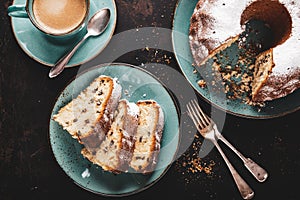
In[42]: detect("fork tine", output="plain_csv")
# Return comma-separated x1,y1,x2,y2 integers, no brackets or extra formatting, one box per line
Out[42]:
187,99,209,131
191,99,210,126
187,102,204,131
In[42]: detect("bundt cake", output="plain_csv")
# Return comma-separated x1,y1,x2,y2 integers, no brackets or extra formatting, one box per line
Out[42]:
130,100,165,174
81,99,139,173
189,0,300,104
53,75,122,151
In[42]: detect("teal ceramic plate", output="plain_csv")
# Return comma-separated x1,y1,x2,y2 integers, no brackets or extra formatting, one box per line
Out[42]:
10,0,116,67
172,0,300,119
49,63,180,196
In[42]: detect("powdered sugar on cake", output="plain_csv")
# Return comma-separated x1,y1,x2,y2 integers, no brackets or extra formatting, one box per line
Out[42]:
189,0,300,103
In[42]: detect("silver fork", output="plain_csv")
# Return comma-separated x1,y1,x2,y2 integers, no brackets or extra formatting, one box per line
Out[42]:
187,99,268,199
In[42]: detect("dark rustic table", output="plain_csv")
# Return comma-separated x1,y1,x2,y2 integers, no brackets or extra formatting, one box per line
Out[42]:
1,0,299,199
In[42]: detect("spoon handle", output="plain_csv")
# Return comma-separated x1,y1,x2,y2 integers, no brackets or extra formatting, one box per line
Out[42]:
213,140,254,199
49,33,90,78
216,132,268,182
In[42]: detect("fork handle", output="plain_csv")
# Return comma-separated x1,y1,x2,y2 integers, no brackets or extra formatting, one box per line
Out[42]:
217,132,268,182
214,141,254,199
244,158,268,182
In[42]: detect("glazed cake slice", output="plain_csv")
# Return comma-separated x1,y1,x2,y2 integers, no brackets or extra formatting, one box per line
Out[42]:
53,75,122,151
81,99,139,173
130,100,164,174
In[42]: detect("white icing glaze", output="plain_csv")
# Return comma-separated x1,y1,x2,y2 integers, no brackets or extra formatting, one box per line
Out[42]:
194,0,246,47
81,168,90,178
127,101,140,117
272,0,300,75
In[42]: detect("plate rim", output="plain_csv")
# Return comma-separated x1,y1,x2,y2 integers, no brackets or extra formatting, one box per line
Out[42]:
10,0,117,68
48,62,180,197
171,0,300,119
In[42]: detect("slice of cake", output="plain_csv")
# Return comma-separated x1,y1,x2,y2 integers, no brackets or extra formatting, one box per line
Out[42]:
52,75,122,151
130,100,164,174
81,99,139,173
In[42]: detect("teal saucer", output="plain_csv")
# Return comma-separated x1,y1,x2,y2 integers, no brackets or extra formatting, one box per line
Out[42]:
10,0,117,67
49,63,180,196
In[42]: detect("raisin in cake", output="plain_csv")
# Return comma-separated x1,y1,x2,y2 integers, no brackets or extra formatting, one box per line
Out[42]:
130,100,164,174
81,99,139,173
189,0,300,103
53,75,122,151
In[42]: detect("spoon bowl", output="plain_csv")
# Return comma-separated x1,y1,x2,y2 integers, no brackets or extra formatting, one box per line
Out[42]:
49,8,111,78
87,8,110,36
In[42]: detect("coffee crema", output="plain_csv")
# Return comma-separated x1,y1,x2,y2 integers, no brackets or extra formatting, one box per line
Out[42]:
33,0,88,35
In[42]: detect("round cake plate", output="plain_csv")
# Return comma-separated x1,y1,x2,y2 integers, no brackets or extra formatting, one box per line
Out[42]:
172,0,300,119
49,63,180,196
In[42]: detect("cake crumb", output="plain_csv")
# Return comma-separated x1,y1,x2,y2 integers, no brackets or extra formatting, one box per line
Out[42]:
197,79,206,88
175,131,216,185
81,168,91,178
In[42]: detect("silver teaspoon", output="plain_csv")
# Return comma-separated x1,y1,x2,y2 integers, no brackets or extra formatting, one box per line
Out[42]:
49,8,111,78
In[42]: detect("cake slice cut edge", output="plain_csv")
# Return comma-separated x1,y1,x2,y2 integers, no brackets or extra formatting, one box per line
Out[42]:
81,99,139,173
193,32,276,105
129,100,165,174
198,35,240,68
251,49,275,102
52,75,122,150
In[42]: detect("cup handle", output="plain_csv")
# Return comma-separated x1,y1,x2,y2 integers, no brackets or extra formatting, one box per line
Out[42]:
7,5,28,18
